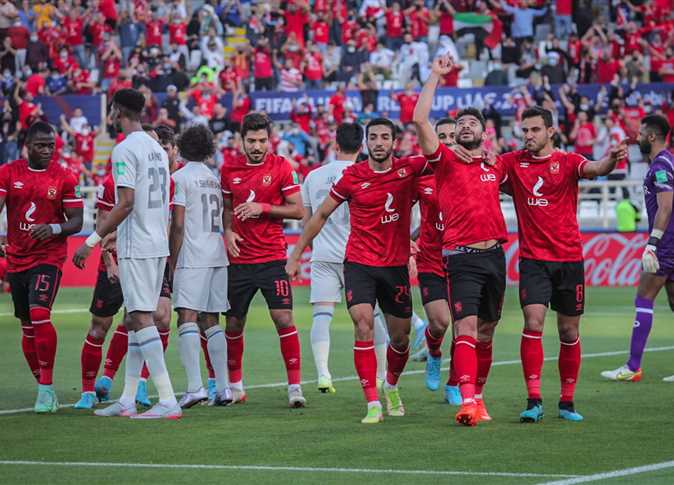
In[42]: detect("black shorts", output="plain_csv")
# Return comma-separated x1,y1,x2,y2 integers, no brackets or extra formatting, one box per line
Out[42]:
226,260,293,319
8,264,62,321
519,258,585,316
418,272,448,306
344,262,412,319
444,246,505,322
161,263,172,299
89,270,124,318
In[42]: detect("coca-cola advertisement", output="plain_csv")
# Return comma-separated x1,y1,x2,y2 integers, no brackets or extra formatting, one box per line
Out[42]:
56,233,647,287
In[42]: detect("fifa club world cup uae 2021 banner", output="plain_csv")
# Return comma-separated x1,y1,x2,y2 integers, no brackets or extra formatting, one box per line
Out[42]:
59,232,648,287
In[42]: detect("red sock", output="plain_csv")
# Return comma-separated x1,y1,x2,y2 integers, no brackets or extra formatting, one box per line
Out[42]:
354,340,378,402
30,307,57,385
425,327,444,358
103,325,127,379
140,328,169,379
447,338,459,386
475,340,493,396
278,326,301,385
21,324,40,381
386,344,410,386
226,330,244,383
80,335,104,392
559,338,581,402
453,335,477,402
201,334,215,379
520,330,543,400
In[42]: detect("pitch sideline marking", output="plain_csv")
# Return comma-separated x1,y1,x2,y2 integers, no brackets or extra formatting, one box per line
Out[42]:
538,460,674,484
2,345,674,416
0,459,580,478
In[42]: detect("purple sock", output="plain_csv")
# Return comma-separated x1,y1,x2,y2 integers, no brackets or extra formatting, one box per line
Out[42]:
627,296,654,371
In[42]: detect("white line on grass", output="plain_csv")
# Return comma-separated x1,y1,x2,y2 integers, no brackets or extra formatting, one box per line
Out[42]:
0,308,89,317
538,460,674,484
0,459,580,478
2,345,674,416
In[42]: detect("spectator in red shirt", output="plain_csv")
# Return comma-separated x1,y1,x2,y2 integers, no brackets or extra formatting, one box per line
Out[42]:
7,19,28,75
53,47,78,75
329,86,347,124
570,111,596,158
69,67,95,95
284,1,309,48
303,43,323,89
168,14,189,62
99,0,118,29
392,83,419,125
253,40,274,91
436,0,456,39
230,87,251,131
24,66,47,97
145,13,164,47
596,51,621,84
385,2,405,50
406,0,431,41
311,14,330,54
63,10,86,67
659,47,674,83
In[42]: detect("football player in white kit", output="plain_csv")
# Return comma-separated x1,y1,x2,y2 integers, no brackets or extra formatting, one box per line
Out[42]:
300,123,390,392
73,89,180,419
169,125,233,408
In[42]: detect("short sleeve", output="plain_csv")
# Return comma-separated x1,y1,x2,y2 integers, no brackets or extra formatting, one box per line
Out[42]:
220,166,231,196
425,143,450,164
62,173,84,209
95,181,114,211
300,176,311,207
569,152,589,179
0,165,8,195
330,169,351,203
279,159,300,196
172,174,186,207
409,155,430,176
652,158,674,193
112,144,136,189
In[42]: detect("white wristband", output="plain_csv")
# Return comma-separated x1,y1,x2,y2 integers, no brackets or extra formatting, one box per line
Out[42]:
85,232,102,248
49,224,62,235
651,229,664,240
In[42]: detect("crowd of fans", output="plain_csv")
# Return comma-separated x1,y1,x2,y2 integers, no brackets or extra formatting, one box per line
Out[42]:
0,0,671,188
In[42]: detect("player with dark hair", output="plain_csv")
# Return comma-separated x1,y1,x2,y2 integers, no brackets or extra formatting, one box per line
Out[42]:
73,88,180,419
220,112,307,407
287,117,429,424
494,105,626,423
602,115,674,383
414,57,507,426
171,125,232,408
0,121,84,413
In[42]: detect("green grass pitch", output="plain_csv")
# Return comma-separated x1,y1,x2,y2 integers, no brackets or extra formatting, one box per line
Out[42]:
1,286,674,484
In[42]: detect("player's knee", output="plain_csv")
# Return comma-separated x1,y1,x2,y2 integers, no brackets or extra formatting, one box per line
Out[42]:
477,323,497,342
89,317,111,340
524,317,544,333
29,306,51,325
389,333,409,351
557,322,579,342
271,311,293,329
428,315,449,334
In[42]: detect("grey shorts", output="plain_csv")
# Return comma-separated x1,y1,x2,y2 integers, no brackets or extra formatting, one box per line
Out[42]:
310,261,344,304
119,257,166,313
174,266,230,313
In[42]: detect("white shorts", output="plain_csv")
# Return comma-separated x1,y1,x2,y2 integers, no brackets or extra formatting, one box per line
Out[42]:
119,257,166,313
174,266,230,313
310,261,344,304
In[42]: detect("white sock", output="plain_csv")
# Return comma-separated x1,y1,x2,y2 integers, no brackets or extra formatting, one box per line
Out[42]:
373,309,389,381
137,326,176,405
178,322,202,393
120,330,143,406
310,305,333,379
230,381,243,391
205,325,230,393
412,312,426,334
367,400,382,409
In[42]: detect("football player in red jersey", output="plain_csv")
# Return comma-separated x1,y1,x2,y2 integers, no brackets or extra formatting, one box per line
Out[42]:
500,106,626,423
287,117,429,424
414,56,507,426
0,121,83,413
220,112,307,408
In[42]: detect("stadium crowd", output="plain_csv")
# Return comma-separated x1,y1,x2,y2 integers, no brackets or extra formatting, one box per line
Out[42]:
0,0,672,187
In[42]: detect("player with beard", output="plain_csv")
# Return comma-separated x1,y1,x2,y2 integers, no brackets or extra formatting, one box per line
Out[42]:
287,118,429,424
497,106,626,423
602,115,674,383
220,112,306,408
414,56,507,426
0,121,84,413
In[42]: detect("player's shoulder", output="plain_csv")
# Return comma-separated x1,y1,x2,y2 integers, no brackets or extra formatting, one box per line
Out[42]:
653,150,674,171
498,149,525,164
268,152,295,172
0,159,25,175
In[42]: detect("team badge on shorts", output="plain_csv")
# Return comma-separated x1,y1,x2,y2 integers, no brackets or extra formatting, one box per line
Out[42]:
397,168,407,178
454,301,462,313
550,161,560,174
262,174,272,185
47,186,57,199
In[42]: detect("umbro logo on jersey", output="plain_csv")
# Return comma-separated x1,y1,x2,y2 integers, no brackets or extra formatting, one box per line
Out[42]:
520,162,529,168
13,181,24,189
361,182,371,189
423,187,433,195
232,177,242,184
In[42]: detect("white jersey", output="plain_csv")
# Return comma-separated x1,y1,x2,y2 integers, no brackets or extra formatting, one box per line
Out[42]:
172,162,228,268
112,131,170,259
300,160,352,263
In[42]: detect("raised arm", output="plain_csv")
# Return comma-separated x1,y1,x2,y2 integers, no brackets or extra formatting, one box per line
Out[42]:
413,56,454,155
582,141,628,178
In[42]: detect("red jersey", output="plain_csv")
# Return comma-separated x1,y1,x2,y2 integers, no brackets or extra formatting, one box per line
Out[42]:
103,56,121,79
63,17,84,46
168,21,187,45
231,96,251,124
313,21,330,44
500,150,588,262
145,20,163,46
192,91,217,119
74,132,96,163
394,93,419,124
221,153,300,264
253,49,273,78
304,52,323,81
0,160,82,272
95,174,116,272
426,144,507,249
415,174,444,277
329,156,428,267
385,9,404,37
